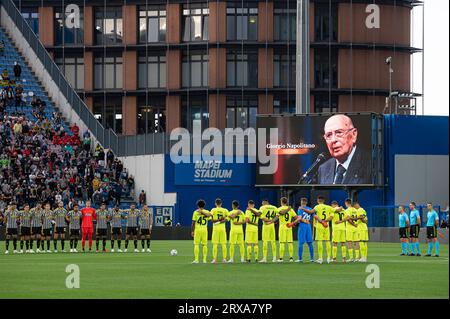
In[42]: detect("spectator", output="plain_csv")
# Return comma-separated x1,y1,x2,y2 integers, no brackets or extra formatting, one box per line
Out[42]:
13,61,22,81
0,40,5,56
139,190,146,206
2,69,9,81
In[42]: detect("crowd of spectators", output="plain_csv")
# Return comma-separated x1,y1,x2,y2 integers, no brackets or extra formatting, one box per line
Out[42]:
0,111,136,212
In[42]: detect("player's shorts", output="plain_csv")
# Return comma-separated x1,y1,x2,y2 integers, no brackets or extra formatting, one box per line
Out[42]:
70,229,80,237
140,229,150,236
278,227,293,243
229,230,244,245
399,227,408,239
212,228,227,244
332,228,346,243
409,225,420,238
96,228,107,237
21,227,31,236
81,227,93,235
262,225,275,242
426,226,437,239
126,227,138,235
359,229,369,241
298,224,312,243
55,227,65,234
112,227,122,235
245,230,258,244
194,228,208,245
42,228,52,236
315,226,330,241
32,227,42,235
6,228,18,236
346,227,359,242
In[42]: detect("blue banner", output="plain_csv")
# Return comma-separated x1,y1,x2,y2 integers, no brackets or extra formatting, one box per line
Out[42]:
175,160,251,186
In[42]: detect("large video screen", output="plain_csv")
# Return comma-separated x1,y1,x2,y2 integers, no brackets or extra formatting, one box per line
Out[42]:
256,113,383,187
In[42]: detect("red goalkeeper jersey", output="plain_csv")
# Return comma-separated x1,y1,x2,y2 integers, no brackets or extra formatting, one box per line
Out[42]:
81,207,96,228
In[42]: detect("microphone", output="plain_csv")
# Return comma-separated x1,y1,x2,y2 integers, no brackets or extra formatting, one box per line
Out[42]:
298,153,328,184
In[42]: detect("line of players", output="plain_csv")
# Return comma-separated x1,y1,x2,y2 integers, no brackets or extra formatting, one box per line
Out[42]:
0,201,153,254
398,202,441,257
191,195,369,264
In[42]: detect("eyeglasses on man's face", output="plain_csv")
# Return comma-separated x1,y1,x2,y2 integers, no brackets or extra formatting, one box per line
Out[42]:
323,128,356,141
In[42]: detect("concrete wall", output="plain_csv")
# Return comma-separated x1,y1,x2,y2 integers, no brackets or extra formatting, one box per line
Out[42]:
119,154,176,207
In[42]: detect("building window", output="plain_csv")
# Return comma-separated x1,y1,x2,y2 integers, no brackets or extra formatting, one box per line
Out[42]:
55,55,84,90
274,54,296,88
226,96,257,129
274,7,296,41
182,52,208,88
139,6,166,43
95,7,123,45
137,96,166,134
314,49,338,89
94,55,123,90
182,4,209,42
138,53,166,89
227,2,258,41
315,3,338,42
21,8,39,36
274,95,296,114
314,94,338,113
55,8,84,45
227,49,257,87
182,96,209,131
93,97,122,134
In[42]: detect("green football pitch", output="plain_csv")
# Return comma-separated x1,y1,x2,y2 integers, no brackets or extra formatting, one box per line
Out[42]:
0,241,447,299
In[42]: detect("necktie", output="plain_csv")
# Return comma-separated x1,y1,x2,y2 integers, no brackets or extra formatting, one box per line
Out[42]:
334,164,346,184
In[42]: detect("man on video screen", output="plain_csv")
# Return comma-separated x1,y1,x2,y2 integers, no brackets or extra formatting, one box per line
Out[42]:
317,114,371,184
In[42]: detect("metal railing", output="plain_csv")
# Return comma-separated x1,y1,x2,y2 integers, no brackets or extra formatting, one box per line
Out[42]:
0,0,169,157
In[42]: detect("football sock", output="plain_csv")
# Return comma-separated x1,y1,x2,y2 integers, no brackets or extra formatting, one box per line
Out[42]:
61,239,65,250
263,241,268,259
96,239,100,250
435,241,440,255
307,242,314,261
202,245,207,262
332,246,337,259
401,242,405,254
213,244,218,260
5,239,9,250
111,240,115,249
279,243,285,259
141,239,145,249
325,241,331,259
221,244,227,260
74,239,78,249
341,245,347,259
411,242,415,254
134,240,138,249
102,239,106,250
69,239,73,249
88,234,93,249
125,240,129,249
271,242,277,260
427,242,432,254
20,240,24,250
254,245,259,260
117,240,121,249
415,242,420,254
298,243,303,260
229,244,235,260
30,240,34,250
41,240,44,250
53,240,57,250
405,242,409,253
348,248,353,259
146,239,150,249
247,245,252,260
46,240,50,250
239,243,245,259
13,238,17,250
25,240,29,250
288,243,293,258
194,244,199,262
317,241,323,259
355,247,360,259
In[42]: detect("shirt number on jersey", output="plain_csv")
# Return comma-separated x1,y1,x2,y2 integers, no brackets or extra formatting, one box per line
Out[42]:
197,216,207,226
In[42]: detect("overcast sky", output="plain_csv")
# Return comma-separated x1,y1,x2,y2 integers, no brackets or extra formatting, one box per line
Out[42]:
412,0,449,116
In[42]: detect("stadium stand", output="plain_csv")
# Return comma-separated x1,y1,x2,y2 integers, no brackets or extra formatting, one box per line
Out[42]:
0,28,135,211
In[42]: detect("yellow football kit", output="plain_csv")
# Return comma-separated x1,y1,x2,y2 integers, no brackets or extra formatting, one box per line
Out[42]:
277,205,297,260
228,209,245,261
245,209,260,261
192,209,210,262
313,204,335,260
211,207,229,261
331,208,347,260
357,207,369,259
259,204,278,260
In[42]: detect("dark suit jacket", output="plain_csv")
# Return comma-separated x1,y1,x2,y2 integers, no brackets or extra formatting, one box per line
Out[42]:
317,146,372,184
